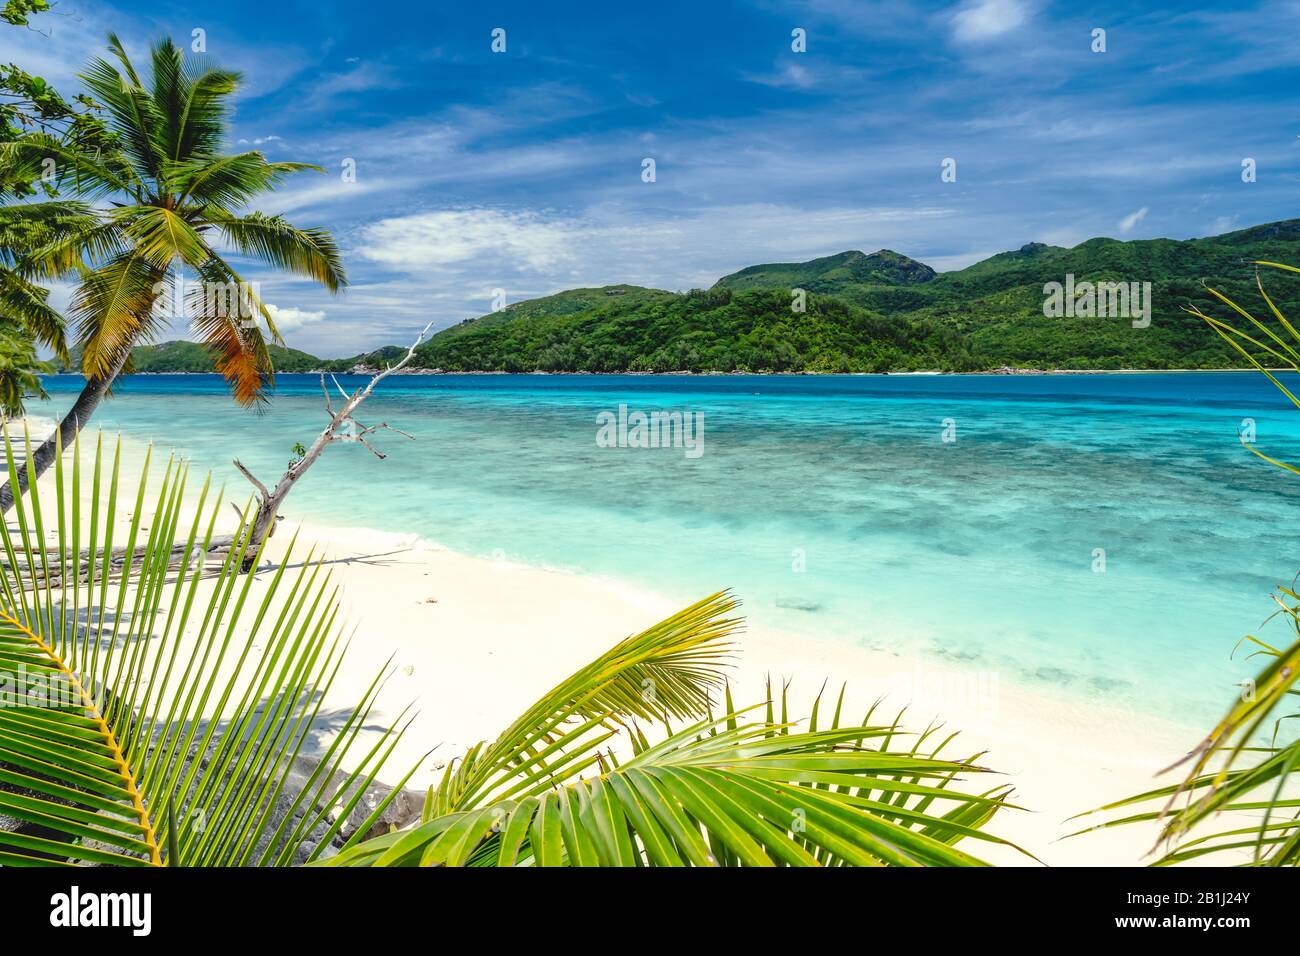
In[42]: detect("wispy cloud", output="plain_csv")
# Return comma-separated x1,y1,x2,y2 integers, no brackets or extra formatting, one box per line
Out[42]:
948,0,1030,43
745,62,816,89
1117,206,1149,234
358,209,587,272
309,60,402,101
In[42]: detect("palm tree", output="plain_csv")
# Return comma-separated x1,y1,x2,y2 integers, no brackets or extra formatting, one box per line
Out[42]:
0,9,121,416
1083,261,1300,864
326,592,1023,867
0,203,83,416
0,426,412,865
0,34,345,512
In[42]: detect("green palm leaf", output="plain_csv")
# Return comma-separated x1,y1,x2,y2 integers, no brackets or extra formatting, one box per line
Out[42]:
424,592,739,818
327,703,1018,867
0,426,411,866
67,252,163,378
165,154,319,207
208,211,346,293
329,601,1021,867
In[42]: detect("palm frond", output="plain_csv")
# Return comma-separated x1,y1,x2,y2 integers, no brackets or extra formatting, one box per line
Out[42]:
327,682,1020,867
67,253,164,379
165,154,318,208
145,35,242,164
17,213,129,283
0,426,411,866
0,327,49,415
186,255,276,406
209,211,347,292
163,57,239,162
111,205,213,269
0,136,138,202
328,598,1020,867
80,40,165,181
425,592,740,817
0,268,65,358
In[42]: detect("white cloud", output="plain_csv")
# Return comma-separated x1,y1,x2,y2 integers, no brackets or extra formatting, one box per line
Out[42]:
312,61,401,99
1117,206,1148,234
358,209,586,272
356,203,958,285
265,304,326,332
747,63,816,89
1210,215,1239,235
949,0,1028,43
258,176,393,217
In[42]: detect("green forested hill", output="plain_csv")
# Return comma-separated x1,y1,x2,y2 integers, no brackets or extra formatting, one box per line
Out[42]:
411,286,969,373
55,340,325,374
55,219,1300,375
715,249,937,297
708,220,1300,369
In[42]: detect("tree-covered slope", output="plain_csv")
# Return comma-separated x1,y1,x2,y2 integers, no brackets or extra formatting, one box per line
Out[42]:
715,249,937,296
948,223,1300,367
56,340,326,373
410,286,970,373
706,220,1300,368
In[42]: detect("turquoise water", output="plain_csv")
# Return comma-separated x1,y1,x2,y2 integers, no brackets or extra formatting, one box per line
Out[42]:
34,372,1300,727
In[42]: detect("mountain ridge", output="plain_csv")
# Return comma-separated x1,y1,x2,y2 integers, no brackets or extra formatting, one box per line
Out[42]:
60,218,1300,375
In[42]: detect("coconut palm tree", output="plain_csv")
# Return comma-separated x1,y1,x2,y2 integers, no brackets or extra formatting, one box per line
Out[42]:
0,7,122,416
0,34,345,512
0,201,86,417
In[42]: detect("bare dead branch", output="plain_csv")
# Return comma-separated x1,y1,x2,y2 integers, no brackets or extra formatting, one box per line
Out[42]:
358,422,415,440
319,373,335,416
361,319,436,398
330,373,351,403
232,321,435,572
232,458,269,499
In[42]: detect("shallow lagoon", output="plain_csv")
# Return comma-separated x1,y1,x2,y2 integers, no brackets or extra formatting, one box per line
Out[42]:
36,371,1300,727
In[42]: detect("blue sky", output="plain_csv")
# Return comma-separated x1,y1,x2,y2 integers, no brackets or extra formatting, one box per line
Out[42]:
10,0,1300,356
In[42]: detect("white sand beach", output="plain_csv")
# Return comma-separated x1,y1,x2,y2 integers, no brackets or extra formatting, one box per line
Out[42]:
251,518,1196,867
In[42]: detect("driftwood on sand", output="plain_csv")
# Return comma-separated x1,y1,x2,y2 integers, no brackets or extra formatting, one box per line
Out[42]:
4,532,240,588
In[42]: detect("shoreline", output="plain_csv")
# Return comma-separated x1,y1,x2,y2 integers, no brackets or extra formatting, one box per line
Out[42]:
267,516,1201,866
40,366,1274,379
14,417,1213,866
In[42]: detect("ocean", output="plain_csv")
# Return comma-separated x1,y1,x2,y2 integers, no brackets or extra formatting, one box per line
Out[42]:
34,370,1300,728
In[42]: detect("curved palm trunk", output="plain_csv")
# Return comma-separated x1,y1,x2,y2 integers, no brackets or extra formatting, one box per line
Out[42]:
0,351,129,514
